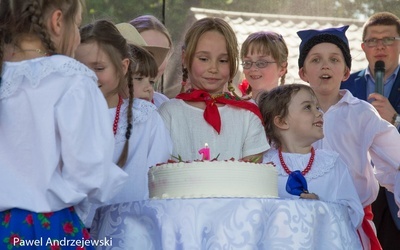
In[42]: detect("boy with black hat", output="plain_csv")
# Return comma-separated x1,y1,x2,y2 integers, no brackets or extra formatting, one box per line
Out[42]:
298,25,400,250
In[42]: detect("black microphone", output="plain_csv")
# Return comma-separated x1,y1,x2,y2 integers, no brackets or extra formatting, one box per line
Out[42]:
374,60,385,95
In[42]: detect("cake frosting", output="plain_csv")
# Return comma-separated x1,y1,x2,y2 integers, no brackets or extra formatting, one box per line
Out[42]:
148,160,278,199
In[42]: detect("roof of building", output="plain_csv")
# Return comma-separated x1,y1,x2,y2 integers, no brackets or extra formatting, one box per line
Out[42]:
190,7,368,85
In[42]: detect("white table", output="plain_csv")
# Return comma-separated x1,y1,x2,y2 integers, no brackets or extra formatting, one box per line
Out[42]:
91,198,361,250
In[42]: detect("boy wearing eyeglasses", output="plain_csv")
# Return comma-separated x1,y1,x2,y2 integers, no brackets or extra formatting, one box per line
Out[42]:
239,31,289,103
341,12,400,250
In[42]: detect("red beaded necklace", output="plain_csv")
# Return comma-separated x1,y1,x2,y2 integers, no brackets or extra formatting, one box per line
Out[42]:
113,95,123,136
278,147,315,175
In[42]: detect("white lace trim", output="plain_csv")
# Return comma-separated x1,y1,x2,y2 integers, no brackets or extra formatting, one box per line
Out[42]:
0,55,97,100
114,98,157,143
265,149,337,180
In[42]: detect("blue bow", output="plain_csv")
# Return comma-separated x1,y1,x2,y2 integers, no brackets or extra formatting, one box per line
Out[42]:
286,170,309,196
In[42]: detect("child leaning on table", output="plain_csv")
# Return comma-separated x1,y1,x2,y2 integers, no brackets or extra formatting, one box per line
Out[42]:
158,17,270,161
297,25,400,250
259,84,364,231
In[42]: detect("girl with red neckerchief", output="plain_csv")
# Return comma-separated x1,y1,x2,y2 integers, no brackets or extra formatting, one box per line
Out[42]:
259,84,364,241
158,17,269,162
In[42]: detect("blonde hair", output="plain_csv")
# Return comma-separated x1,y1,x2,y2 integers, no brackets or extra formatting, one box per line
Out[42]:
182,17,239,85
241,31,289,86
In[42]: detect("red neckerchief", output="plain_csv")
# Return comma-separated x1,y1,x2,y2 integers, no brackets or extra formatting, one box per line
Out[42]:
176,89,263,134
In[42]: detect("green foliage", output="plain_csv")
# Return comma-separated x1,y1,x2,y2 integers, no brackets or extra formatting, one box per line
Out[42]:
83,0,400,35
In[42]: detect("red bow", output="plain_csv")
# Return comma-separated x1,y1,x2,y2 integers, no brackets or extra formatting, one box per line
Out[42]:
238,79,250,97
176,89,263,134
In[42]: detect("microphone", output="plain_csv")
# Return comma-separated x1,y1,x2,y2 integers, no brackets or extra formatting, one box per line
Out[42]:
374,60,385,95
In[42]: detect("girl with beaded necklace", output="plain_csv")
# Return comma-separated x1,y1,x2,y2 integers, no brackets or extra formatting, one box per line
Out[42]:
75,19,172,228
0,0,128,248
158,17,269,161
259,84,363,236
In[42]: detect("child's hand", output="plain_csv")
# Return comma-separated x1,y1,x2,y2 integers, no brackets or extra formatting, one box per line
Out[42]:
300,192,319,200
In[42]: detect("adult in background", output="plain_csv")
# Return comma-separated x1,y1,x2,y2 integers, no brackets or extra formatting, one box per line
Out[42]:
130,15,172,107
341,12,400,250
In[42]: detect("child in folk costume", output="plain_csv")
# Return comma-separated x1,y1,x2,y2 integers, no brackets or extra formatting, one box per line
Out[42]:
117,21,171,107
239,31,289,103
0,0,128,248
129,43,159,103
116,23,162,105
158,17,270,161
75,20,172,227
297,25,400,250
259,84,363,234
129,15,173,105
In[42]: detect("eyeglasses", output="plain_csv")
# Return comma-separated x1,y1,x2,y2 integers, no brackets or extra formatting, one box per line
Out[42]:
363,37,400,47
241,60,276,69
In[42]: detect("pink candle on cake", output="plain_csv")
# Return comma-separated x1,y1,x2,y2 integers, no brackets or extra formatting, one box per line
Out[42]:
198,143,210,160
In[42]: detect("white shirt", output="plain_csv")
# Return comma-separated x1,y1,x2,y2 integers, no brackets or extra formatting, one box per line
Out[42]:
263,148,364,229
153,91,169,108
83,98,173,227
158,99,269,161
110,98,173,203
313,90,400,207
0,55,128,213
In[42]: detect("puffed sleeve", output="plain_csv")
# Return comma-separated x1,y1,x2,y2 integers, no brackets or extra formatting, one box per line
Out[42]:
145,110,173,167
242,111,270,158
55,74,128,204
332,156,364,229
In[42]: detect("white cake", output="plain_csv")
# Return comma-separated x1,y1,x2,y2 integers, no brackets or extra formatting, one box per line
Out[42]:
148,160,278,199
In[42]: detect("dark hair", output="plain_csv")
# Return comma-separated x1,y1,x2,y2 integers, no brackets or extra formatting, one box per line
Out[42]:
80,19,134,168
0,0,83,77
258,84,317,149
129,44,158,78
363,12,400,40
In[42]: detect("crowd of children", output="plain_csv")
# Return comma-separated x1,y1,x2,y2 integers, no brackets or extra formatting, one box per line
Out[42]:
1,1,400,249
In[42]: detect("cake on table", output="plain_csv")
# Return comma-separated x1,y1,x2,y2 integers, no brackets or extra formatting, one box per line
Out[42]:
148,160,278,199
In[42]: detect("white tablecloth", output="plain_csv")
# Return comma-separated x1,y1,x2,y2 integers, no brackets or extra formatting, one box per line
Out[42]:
91,198,361,250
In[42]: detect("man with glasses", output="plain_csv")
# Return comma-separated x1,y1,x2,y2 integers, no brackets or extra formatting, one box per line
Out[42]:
341,12,400,250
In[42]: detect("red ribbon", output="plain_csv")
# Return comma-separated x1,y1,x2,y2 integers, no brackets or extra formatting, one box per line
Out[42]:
238,79,250,97
360,205,382,250
176,89,262,134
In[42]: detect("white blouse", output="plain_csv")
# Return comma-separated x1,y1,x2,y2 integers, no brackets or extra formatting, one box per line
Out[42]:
263,148,364,229
0,56,128,213
158,99,269,161
313,90,400,207
110,98,173,203
83,98,173,227
153,91,169,108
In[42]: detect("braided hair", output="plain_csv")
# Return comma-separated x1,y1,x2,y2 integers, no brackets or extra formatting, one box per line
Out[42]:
0,0,82,80
80,20,135,168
